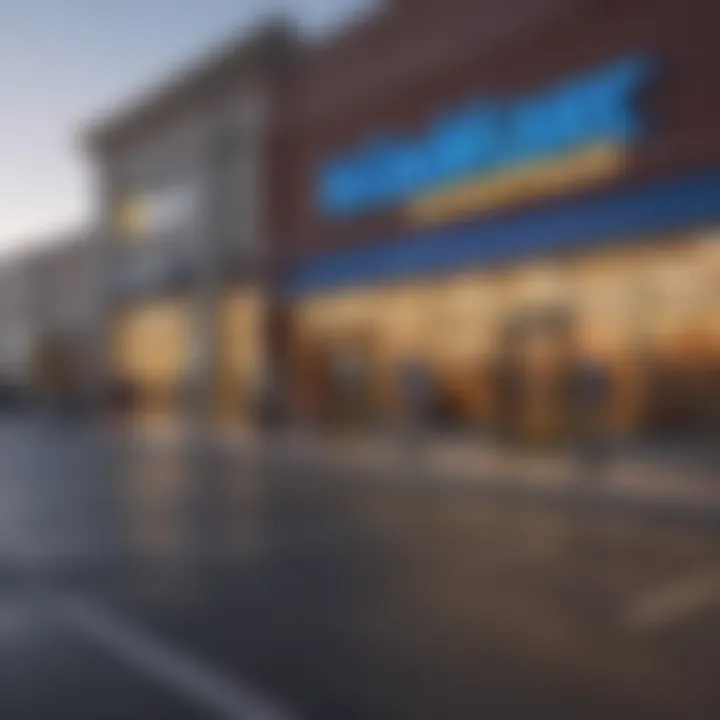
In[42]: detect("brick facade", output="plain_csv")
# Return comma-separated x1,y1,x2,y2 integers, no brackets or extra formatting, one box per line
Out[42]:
272,0,720,269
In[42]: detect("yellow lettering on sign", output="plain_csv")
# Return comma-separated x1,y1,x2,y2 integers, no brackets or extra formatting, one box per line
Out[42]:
406,144,627,226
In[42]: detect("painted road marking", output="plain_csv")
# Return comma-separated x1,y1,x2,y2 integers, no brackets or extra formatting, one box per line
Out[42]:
626,570,720,633
54,594,299,720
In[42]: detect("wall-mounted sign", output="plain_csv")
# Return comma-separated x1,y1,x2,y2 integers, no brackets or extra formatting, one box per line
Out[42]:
319,56,653,223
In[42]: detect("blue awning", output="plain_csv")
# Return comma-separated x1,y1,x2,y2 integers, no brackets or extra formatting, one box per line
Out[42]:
286,168,720,296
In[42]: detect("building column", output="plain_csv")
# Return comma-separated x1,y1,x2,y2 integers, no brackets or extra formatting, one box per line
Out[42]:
188,139,223,431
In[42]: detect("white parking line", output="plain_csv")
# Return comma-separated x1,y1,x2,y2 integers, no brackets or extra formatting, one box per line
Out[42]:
625,570,720,633
54,594,299,720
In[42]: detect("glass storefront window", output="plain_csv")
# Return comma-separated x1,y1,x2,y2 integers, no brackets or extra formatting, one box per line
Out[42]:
289,230,720,438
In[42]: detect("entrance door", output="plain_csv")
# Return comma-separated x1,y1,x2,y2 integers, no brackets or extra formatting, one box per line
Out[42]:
495,307,575,444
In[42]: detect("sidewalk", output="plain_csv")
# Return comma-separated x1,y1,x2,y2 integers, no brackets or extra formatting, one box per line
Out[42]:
234,429,720,523
129,425,720,526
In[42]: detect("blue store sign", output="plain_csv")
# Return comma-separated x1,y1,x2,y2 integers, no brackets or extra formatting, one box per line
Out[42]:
319,56,653,218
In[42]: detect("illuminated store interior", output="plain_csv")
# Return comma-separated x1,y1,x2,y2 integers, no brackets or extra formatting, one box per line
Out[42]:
290,231,719,442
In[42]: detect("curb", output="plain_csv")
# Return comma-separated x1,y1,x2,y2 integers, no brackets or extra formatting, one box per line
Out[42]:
254,445,720,531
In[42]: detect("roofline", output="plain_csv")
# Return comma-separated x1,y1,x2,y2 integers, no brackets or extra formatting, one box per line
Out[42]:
84,17,298,154
0,225,92,264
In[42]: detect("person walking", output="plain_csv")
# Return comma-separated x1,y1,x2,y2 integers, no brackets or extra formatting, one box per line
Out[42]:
572,353,613,482
399,357,436,449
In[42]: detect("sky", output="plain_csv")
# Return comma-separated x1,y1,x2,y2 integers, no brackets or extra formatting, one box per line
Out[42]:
0,0,376,256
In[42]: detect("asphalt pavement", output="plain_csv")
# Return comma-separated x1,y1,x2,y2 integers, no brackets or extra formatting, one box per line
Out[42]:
1,417,720,719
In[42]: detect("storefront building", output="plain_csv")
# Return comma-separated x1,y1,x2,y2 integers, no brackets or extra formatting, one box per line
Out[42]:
88,22,296,428
0,254,38,400
275,0,720,441
30,231,101,407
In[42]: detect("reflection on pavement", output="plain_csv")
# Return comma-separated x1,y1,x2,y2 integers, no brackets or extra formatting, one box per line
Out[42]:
1,421,720,719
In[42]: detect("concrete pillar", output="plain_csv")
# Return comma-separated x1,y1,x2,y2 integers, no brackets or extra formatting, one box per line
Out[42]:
188,136,222,430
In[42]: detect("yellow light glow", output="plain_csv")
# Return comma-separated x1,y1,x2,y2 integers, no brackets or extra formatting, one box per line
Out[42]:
115,196,148,240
